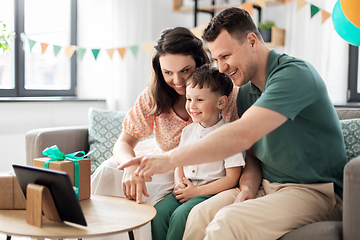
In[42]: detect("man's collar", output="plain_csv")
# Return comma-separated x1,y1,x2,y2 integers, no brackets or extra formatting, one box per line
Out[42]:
266,49,281,80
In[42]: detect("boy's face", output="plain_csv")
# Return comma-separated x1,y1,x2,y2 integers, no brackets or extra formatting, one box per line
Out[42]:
185,84,223,128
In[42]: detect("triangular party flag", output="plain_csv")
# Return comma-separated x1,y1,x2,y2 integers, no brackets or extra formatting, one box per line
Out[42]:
191,26,203,39
106,48,115,59
296,0,307,11
310,4,320,18
129,45,139,57
143,42,154,57
241,2,253,15
253,0,266,9
77,48,86,60
321,10,331,23
284,0,293,5
65,45,76,59
91,49,100,60
28,39,37,52
40,43,49,55
53,45,61,57
117,47,126,59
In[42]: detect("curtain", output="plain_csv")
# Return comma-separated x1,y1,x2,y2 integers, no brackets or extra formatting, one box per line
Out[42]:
77,0,153,111
264,0,348,103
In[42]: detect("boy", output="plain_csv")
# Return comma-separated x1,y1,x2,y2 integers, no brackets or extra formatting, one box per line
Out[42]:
151,64,245,240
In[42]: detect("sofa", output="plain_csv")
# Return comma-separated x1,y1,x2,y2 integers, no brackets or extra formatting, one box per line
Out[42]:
25,107,360,240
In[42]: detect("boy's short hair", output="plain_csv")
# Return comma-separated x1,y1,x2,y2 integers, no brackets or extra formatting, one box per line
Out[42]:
186,64,233,97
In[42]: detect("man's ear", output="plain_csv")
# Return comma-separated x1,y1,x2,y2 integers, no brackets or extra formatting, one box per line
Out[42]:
246,32,258,51
218,95,228,110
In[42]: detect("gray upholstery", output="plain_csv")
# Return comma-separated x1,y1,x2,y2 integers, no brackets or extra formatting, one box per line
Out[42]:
280,221,343,240
336,107,360,120
343,157,360,240
25,107,360,240
25,125,89,166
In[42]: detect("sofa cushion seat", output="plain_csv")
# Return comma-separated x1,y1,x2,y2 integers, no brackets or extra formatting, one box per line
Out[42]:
279,221,342,240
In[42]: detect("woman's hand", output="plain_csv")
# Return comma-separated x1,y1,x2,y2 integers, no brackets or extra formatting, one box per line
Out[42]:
122,165,149,204
174,178,198,203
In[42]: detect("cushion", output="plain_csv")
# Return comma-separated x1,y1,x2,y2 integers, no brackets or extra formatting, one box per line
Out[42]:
278,221,342,240
88,108,127,174
340,118,360,161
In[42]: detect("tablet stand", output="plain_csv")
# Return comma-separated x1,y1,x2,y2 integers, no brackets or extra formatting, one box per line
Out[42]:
26,183,62,227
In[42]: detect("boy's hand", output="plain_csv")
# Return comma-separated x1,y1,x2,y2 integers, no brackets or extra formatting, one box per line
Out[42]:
174,178,198,203
173,181,187,196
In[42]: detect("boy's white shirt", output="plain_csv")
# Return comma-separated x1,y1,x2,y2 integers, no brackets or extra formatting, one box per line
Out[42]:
179,117,245,187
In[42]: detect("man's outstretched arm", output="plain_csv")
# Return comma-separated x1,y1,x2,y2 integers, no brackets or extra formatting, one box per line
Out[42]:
119,106,287,182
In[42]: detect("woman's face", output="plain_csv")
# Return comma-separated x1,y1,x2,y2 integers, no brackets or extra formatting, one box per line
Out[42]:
159,54,197,96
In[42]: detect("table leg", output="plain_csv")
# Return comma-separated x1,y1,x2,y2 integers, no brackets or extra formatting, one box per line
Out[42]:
6,236,11,240
128,230,135,240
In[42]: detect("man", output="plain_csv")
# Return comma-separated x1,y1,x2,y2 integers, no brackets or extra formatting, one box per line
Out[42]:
120,7,347,240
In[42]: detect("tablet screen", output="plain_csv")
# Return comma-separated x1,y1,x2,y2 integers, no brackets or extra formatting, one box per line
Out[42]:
12,164,87,226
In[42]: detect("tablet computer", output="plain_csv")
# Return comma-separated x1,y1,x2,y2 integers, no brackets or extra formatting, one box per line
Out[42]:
12,164,87,226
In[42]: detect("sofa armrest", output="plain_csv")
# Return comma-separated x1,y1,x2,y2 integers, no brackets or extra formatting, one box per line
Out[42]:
343,156,360,240
25,126,89,166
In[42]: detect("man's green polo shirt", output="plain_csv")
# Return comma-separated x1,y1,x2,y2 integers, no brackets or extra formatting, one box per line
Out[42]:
237,50,347,198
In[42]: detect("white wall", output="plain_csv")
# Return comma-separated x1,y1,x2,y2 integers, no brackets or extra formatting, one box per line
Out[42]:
0,101,106,172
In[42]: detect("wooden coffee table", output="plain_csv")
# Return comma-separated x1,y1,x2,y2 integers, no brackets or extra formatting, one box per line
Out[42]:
0,194,156,240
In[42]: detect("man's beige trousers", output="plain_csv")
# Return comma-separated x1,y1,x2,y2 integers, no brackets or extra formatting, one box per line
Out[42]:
183,179,342,240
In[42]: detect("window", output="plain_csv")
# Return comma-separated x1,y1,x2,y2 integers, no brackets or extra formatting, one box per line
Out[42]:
0,0,77,97
347,45,359,102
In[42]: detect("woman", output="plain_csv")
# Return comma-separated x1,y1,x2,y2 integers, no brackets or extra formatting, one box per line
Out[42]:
91,27,238,240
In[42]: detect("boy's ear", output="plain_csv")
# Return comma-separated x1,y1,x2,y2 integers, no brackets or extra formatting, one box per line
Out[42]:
218,95,228,110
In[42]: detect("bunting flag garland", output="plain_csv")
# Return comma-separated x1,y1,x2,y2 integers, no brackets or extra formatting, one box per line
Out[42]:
296,0,308,11
143,42,154,57
129,45,139,57
65,45,75,59
20,1,333,62
117,47,126,59
310,4,320,18
40,43,49,55
53,45,61,56
77,48,86,60
91,49,100,60
322,10,331,24
106,48,115,59
28,39,36,52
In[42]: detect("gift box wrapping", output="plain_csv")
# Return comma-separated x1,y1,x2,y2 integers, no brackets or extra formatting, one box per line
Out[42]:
0,172,26,209
33,158,91,200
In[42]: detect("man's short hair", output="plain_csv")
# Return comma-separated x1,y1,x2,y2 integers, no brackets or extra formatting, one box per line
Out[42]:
202,7,262,44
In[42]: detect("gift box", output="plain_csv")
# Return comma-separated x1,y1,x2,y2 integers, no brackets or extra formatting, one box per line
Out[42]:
0,172,26,209
33,158,91,201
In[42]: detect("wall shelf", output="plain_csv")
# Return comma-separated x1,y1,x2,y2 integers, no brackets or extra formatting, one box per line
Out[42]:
173,0,285,13
265,27,285,46
173,0,285,46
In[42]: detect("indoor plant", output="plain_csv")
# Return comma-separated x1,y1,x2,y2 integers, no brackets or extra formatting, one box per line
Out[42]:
0,21,15,53
258,21,276,43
